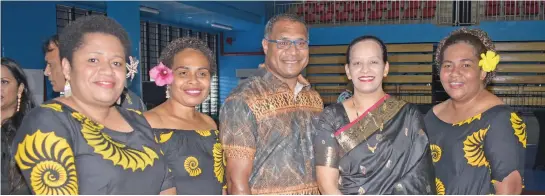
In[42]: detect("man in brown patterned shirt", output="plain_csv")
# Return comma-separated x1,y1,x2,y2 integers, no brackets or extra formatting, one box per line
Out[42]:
220,14,323,195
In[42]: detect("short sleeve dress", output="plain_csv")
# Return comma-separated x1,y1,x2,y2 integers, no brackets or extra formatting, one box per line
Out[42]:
12,101,173,194
424,105,527,195
155,129,225,195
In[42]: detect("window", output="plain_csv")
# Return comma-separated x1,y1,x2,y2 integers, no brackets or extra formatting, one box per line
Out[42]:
140,21,220,117
56,5,105,33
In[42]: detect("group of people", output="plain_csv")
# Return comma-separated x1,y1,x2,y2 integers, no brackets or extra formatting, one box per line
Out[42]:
1,13,526,195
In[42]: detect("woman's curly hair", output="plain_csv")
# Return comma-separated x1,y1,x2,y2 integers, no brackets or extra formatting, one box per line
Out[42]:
59,15,131,63
435,28,496,85
159,37,216,74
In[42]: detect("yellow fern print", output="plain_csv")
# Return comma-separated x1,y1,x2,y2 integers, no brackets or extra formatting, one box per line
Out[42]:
71,112,159,172
213,143,225,183
184,156,202,176
40,103,63,112
430,144,442,163
195,130,211,137
436,178,445,195
126,108,142,115
510,112,527,148
15,130,78,195
463,125,489,167
158,131,173,144
453,114,482,126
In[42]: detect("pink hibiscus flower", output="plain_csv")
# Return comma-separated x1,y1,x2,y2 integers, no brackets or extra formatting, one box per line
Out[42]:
149,62,173,86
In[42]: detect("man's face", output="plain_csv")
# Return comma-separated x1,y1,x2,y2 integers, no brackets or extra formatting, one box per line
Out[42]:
262,20,309,80
44,42,66,92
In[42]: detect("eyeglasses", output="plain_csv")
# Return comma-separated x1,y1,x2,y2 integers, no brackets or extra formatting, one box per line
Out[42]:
265,38,310,50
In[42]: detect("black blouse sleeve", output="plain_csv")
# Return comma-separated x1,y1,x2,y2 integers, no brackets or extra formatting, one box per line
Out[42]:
313,104,345,168
484,110,526,183
11,104,78,195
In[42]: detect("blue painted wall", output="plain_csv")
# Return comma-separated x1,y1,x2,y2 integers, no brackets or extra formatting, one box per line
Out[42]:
1,1,58,99
216,1,268,18
107,2,142,96
218,54,264,103
217,20,545,104
1,1,147,99
218,26,265,103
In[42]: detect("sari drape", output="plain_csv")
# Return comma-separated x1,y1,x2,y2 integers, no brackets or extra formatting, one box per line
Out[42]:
314,96,435,194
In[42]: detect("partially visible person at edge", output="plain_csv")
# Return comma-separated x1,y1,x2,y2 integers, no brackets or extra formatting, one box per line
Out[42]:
424,28,525,195
337,82,354,103
43,34,146,111
219,13,323,195
1,58,34,195
144,37,226,195
313,35,435,195
12,15,175,194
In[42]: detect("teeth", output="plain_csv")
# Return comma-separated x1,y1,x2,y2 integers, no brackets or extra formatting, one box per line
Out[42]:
186,90,201,93
97,82,112,85
450,82,463,85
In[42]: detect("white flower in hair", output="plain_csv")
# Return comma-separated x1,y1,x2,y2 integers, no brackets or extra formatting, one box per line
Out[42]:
126,56,139,81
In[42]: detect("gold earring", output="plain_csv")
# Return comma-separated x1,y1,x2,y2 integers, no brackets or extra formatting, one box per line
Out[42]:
16,95,21,112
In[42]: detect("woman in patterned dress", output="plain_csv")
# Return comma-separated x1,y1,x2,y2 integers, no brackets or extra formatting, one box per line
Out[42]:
313,35,435,195
144,37,226,195
12,15,174,194
424,28,526,195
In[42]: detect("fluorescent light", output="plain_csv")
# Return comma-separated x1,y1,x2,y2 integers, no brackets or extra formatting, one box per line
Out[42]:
211,23,232,31
140,6,160,15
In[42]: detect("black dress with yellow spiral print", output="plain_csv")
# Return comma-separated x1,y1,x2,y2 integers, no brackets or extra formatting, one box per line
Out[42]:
424,105,526,195
11,101,174,194
155,129,226,195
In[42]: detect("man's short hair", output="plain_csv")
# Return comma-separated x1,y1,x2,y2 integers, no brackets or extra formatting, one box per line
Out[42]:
264,13,309,39
42,34,59,54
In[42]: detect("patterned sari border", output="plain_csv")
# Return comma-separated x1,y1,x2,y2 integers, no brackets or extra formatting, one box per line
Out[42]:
334,94,391,136
335,96,407,155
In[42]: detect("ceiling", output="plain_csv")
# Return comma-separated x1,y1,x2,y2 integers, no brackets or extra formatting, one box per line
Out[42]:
139,1,267,32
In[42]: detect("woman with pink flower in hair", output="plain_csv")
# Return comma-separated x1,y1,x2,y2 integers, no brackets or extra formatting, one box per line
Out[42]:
144,37,225,195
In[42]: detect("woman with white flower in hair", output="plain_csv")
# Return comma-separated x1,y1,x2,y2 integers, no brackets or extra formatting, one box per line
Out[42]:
424,28,526,195
12,15,174,195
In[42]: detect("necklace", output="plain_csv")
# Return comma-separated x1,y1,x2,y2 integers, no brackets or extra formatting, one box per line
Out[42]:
352,99,379,154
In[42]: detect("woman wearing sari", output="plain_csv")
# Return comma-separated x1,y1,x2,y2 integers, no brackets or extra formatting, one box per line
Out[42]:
313,35,435,195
